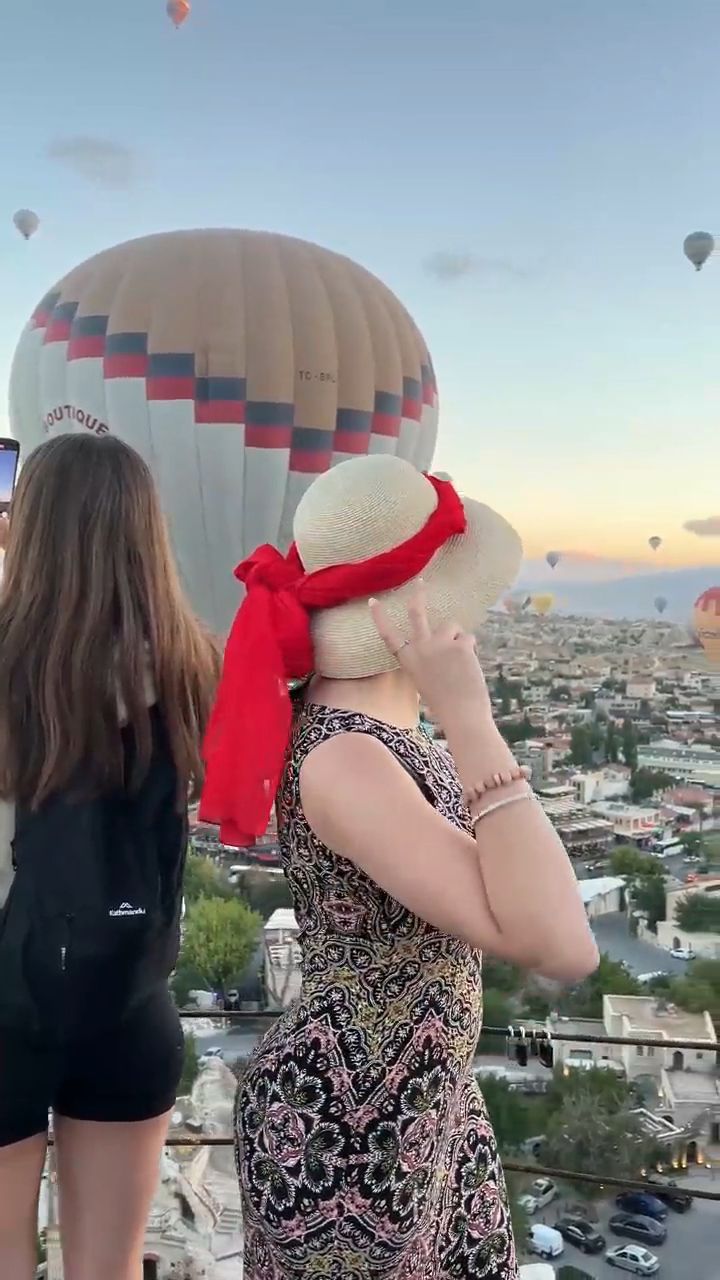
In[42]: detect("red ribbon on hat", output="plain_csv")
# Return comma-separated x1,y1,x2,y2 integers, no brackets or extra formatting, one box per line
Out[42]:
199,474,466,847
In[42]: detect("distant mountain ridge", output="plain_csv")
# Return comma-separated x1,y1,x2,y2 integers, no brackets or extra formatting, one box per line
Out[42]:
514,565,720,621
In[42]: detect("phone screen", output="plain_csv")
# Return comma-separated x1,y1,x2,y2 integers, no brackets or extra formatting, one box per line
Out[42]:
0,441,20,516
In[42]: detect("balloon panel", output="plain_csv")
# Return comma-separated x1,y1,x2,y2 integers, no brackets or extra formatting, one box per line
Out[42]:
9,230,439,634
693,587,720,664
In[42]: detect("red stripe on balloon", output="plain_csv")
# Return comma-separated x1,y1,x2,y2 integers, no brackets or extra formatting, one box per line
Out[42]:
402,397,423,422
333,431,371,454
44,320,73,343
196,401,246,424
104,354,149,378
290,449,333,474
245,426,292,448
372,412,402,438
68,336,106,360
146,377,196,400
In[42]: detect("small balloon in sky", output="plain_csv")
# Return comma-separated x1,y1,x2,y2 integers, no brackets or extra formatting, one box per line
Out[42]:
683,231,715,272
13,209,40,240
654,595,667,615
167,0,191,29
546,550,561,569
648,535,662,552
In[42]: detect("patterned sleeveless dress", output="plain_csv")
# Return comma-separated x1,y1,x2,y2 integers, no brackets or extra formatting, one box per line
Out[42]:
235,703,518,1280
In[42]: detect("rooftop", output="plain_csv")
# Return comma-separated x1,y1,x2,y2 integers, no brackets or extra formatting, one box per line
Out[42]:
604,995,717,1043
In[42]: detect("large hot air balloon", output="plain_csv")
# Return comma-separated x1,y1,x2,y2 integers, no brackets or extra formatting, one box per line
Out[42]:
532,594,554,616
683,231,715,272
693,587,720,665
13,209,39,240
167,0,190,28
654,595,667,615
9,229,439,634
546,550,561,570
648,535,662,552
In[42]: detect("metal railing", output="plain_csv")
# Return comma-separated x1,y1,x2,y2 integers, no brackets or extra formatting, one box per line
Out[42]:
167,1010,720,1204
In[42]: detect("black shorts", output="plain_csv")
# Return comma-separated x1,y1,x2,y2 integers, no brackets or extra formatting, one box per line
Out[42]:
0,987,184,1147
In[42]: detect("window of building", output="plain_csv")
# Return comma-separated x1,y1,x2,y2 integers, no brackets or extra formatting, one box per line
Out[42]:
696,1052,704,1061
636,1045,644,1056
647,1047,655,1058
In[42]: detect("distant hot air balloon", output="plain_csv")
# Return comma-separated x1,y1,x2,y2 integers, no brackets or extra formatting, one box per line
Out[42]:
648,536,662,552
683,231,715,272
167,0,190,28
546,550,561,570
13,209,39,240
654,595,667,615
532,594,554,616
693,587,720,665
9,229,440,636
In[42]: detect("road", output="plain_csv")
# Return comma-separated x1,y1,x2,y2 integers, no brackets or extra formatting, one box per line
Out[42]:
591,913,689,978
528,1177,720,1278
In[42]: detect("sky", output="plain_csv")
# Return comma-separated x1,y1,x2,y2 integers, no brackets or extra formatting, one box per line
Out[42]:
1,0,720,574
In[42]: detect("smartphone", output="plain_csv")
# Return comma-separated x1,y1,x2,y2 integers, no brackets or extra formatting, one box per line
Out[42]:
0,439,20,517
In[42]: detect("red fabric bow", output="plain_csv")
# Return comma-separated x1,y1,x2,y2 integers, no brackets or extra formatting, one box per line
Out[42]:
199,474,466,846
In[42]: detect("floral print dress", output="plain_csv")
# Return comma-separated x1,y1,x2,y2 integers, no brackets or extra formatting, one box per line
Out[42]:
235,703,518,1280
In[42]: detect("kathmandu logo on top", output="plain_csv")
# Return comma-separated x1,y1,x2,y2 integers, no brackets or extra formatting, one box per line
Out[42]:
109,902,147,918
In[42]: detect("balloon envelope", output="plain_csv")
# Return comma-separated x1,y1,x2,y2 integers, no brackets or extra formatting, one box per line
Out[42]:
9,229,439,634
546,550,560,569
654,595,667,614
167,0,190,27
13,209,39,240
683,231,715,272
648,535,662,551
532,594,554,616
693,587,720,664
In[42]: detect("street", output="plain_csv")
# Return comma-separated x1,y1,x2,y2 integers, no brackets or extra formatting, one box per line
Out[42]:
528,1174,720,1278
591,914,689,978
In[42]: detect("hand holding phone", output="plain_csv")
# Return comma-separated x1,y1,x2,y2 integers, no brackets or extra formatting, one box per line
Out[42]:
0,439,20,518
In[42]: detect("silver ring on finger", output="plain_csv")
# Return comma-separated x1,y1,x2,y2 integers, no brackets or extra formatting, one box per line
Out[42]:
392,639,411,657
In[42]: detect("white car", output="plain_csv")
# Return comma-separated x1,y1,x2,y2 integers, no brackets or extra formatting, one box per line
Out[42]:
529,1178,559,1210
518,1193,539,1214
527,1224,563,1260
199,1046,224,1065
606,1244,660,1274
670,946,695,961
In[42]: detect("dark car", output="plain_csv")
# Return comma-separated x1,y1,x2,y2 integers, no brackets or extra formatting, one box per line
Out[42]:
615,1191,668,1222
608,1212,667,1246
556,1215,606,1254
642,1173,693,1213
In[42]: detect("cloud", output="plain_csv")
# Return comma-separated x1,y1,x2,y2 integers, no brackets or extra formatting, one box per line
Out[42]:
423,251,526,282
683,515,720,538
46,136,142,188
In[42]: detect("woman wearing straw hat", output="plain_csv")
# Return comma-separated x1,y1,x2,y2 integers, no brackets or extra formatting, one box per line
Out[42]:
201,455,598,1280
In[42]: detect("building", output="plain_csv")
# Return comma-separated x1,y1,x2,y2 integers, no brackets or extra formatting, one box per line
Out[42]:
574,766,631,805
514,739,555,788
589,801,663,841
264,907,302,1009
626,678,657,700
654,877,720,960
637,740,720,789
578,875,625,919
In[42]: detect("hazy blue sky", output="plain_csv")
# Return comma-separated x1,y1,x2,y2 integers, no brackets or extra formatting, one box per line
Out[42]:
2,0,720,568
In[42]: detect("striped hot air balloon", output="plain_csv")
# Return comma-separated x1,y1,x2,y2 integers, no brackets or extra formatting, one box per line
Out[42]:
9,229,439,634
693,587,720,665
167,0,190,28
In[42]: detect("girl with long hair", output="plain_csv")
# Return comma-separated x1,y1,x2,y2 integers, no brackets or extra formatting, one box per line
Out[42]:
0,434,219,1280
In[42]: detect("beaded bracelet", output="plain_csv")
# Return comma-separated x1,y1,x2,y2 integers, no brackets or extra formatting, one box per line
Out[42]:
461,765,531,808
470,791,534,829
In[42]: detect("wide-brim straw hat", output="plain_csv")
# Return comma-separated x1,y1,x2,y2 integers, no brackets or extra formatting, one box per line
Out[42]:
293,455,523,679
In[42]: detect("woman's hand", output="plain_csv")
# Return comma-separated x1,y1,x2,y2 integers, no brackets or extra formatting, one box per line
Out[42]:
368,580,492,724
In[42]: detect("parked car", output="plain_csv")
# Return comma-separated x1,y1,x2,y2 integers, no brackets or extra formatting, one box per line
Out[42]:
527,1224,564,1260
555,1215,605,1254
519,1193,539,1214
530,1178,559,1209
199,1046,224,1065
605,1244,660,1274
641,1173,692,1213
608,1213,666,1245
615,1191,668,1222
670,944,695,960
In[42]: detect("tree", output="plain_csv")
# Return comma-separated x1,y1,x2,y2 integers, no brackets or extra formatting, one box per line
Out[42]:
632,874,666,932
480,1076,536,1151
477,989,515,1054
171,960,213,1007
482,957,524,994
622,718,638,770
675,894,720,933
629,768,675,803
562,954,641,1020
499,714,537,745
679,831,706,857
179,1032,200,1095
183,852,233,903
541,1077,656,1199
570,725,593,768
609,846,660,879
236,868,293,920
182,896,262,995
605,720,619,763
670,958,720,1024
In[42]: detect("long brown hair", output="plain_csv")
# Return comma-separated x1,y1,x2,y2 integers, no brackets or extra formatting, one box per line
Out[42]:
0,434,220,808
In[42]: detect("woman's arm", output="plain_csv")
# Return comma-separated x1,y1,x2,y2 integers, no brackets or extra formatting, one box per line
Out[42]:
300,728,598,982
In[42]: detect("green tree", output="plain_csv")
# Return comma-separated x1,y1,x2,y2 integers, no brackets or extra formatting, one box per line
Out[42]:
482,957,524,994
179,1032,201,1095
183,852,233,903
541,1079,655,1199
562,954,640,1020
632,874,667,932
570,725,593,767
477,989,515,1054
480,1076,536,1150
622,718,638,770
629,768,675,803
499,714,537,746
609,845,660,878
679,831,705,857
674,894,720,934
670,958,720,1023
182,896,262,994
236,869,293,920
171,961,213,1007
605,719,619,763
